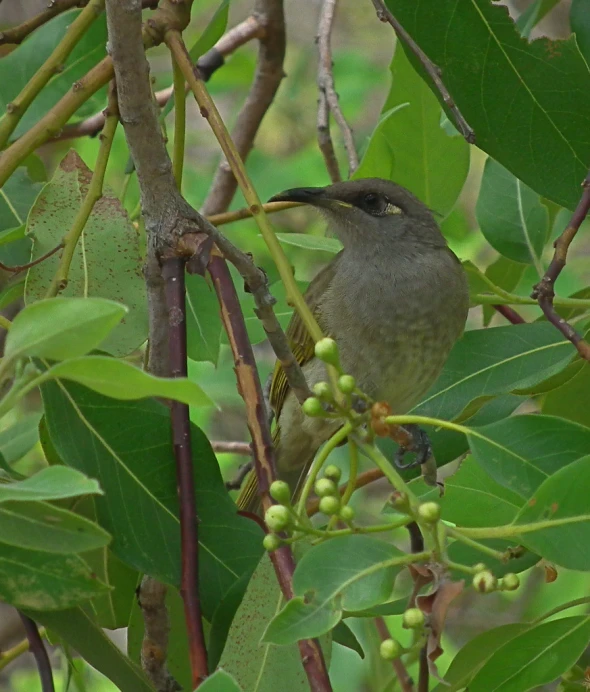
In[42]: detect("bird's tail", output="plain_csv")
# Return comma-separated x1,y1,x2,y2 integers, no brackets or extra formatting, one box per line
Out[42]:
236,429,316,515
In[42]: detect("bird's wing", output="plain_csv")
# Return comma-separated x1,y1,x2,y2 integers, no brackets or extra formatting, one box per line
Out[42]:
269,252,342,420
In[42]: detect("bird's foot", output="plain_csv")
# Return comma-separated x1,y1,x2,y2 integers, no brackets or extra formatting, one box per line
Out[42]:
394,425,433,469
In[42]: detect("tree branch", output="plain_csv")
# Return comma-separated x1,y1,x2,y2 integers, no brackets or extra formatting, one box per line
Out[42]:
208,254,332,692
370,0,475,144
0,0,82,46
18,613,54,692
531,169,590,361
317,0,358,180
201,0,286,215
492,304,526,324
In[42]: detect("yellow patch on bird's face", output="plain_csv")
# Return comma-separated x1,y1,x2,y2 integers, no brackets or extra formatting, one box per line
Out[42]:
385,203,403,215
332,200,354,209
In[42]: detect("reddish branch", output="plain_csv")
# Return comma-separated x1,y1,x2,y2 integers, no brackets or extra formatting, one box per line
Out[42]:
531,170,590,360
162,257,208,686
375,617,414,692
208,255,332,692
316,0,358,180
492,304,526,325
0,243,63,274
370,0,475,144
202,0,286,215
18,613,54,692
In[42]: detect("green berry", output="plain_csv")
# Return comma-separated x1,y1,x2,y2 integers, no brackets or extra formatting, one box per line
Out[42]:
418,501,441,523
264,505,291,532
319,495,340,516
402,608,425,629
473,570,498,594
314,338,340,367
501,573,520,592
269,480,291,505
315,478,337,497
263,533,281,552
339,505,355,522
302,397,324,417
379,638,401,660
312,382,332,400
337,375,356,394
324,464,342,482
472,563,486,574
390,492,410,513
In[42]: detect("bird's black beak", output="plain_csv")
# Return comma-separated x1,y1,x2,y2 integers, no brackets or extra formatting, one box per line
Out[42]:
269,187,353,209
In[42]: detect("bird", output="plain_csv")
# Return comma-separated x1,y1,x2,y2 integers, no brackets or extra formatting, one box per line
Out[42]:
237,178,469,513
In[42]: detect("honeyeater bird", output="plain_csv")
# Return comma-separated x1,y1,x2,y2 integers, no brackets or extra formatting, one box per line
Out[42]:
237,178,469,513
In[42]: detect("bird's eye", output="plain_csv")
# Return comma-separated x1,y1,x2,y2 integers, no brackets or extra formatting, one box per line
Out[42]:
362,193,387,215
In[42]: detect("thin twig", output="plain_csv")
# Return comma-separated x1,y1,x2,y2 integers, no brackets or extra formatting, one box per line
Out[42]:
162,257,208,687
316,0,358,179
208,200,300,226
208,254,332,692
202,0,286,215
0,0,81,46
370,0,475,144
492,304,526,324
418,646,429,692
225,461,254,490
0,243,63,274
214,441,252,455
55,14,264,142
531,169,590,361
18,613,54,692
374,616,414,692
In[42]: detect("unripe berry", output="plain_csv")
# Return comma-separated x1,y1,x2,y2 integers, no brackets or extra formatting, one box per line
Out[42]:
263,533,281,552
402,607,425,629
319,495,340,516
501,573,520,592
264,505,291,532
472,563,486,574
302,397,324,417
269,480,291,505
379,638,401,660
337,375,356,394
418,501,441,523
324,464,342,482
473,570,498,594
314,478,337,497
312,381,332,400
390,492,410,513
339,505,355,522
314,338,340,367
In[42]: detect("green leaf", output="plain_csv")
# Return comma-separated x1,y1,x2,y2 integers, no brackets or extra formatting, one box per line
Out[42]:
84,548,138,629
0,411,42,464
199,670,243,692
5,297,127,361
208,572,251,671
0,501,110,553
413,323,573,422
185,273,222,365
468,616,590,692
275,233,342,254
514,456,590,570
544,363,590,427
0,465,101,503
44,356,215,408
263,536,404,644
0,11,108,139
219,554,310,692
0,545,108,610
29,606,153,692
41,379,263,618
25,151,147,357
0,277,24,311
571,0,590,66
355,45,469,218
332,621,364,659
476,158,549,271
386,0,590,210
469,415,590,499
189,0,230,62
431,623,530,692
0,167,43,233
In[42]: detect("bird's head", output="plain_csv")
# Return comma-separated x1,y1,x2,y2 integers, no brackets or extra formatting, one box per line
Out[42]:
270,178,447,250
